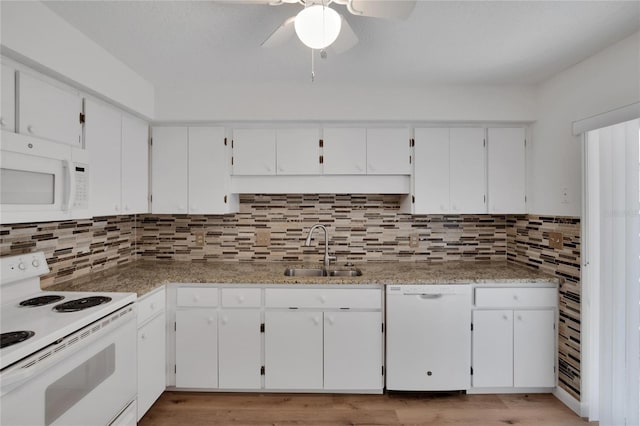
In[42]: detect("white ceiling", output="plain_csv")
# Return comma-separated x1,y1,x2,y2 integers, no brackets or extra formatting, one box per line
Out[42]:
44,1,640,88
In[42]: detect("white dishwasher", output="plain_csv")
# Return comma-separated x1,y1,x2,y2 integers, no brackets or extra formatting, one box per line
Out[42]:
386,284,471,391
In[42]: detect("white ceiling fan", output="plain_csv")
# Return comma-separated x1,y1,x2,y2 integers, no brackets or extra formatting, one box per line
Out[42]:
256,0,417,54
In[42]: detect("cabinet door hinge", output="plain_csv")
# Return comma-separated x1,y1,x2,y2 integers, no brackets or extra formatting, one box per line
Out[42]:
231,157,234,166
224,137,227,146
79,112,86,124
382,366,384,376
260,366,265,376
471,323,474,331
412,195,415,204
319,139,323,148
483,195,486,204
260,323,265,333
150,194,153,203
174,365,177,374
525,195,527,203
410,138,415,147
381,323,384,333
471,366,474,375
319,155,324,164
224,195,228,204
483,139,486,147
524,139,527,147
409,155,412,165
231,139,234,148
174,322,176,331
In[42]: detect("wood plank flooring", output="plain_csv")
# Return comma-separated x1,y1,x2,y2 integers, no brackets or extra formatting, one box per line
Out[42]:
139,392,593,425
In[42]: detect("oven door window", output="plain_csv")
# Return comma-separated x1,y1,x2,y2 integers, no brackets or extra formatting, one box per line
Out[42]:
45,344,115,426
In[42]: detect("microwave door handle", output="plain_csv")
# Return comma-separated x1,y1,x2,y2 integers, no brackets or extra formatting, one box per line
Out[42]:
64,159,75,212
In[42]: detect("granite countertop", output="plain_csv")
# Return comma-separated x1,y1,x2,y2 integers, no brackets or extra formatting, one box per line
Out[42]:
47,260,559,297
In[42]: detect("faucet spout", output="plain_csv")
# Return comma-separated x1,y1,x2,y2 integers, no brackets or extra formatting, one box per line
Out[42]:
304,224,335,268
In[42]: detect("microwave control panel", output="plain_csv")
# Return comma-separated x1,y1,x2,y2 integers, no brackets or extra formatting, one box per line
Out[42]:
73,163,89,209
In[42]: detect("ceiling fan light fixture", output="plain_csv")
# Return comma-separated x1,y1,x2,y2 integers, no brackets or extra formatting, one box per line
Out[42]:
294,4,342,50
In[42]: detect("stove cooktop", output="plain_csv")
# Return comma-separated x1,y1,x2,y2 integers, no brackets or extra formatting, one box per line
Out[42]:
52,296,112,312
0,331,35,349
19,295,65,307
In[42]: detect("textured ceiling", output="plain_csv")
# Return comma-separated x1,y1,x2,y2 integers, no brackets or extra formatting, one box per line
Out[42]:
43,1,640,88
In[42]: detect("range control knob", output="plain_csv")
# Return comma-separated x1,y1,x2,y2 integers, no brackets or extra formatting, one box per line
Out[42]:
18,262,26,271
32,259,40,268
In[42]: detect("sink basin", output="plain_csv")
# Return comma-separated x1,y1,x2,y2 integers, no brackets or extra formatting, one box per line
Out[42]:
326,269,363,277
284,267,362,277
284,268,326,277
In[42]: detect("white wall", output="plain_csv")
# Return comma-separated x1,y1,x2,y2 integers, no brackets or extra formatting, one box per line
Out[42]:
155,82,536,122
0,1,155,119
529,31,640,216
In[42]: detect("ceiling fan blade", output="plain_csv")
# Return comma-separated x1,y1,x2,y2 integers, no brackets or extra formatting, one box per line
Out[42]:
347,0,416,20
261,16,296,48
328,16,359,54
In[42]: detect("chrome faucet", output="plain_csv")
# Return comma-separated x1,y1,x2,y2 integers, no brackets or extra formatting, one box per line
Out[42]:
304,224,336,268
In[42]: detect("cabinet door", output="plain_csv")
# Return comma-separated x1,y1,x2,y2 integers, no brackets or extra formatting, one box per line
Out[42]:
322,128,366,175
151,127,188,214
1,64,15,132
514,309,555,387
121,114,149,214
487,127,526,214
324,311,382,390
413,128,450,213
84,99,122,216
472,310,513,388
264,311,323,389
189,127,229,213
137,312,166,421
175,309,218,388
232,128,276,175
17,72,82,146
276,128,320,175
450,128,486,213
219,309,262,389
366,128,411,174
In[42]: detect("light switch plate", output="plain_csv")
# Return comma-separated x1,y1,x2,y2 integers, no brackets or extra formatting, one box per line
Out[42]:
194,231,205,247
548,231,563,250
256,230,271,247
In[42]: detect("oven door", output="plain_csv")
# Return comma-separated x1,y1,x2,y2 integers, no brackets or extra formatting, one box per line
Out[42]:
0,305,137,426
1,132,73,223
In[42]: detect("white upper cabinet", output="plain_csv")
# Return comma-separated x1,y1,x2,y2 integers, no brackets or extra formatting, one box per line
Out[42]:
17,72,82,147
232,128,276,175
366,128,411,175
152,126,236,214
151,127,189,214
450,127,486,214
1,64,15,132
121,114,149,214
322,127,366,175
84,99,122,216
276,128,320,175
188,127,234,214
487,127,526,214
413,128,450,213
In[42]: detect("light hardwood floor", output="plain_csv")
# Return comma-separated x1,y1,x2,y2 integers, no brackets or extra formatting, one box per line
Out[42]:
139,392,593,425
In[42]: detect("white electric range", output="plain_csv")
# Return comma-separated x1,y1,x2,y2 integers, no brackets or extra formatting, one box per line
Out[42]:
0,252,138,426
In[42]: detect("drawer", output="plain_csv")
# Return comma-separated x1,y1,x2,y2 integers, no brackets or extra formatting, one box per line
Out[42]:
221,288,261,307
474,287,557,308
177,287,219,307
137,288,166,326
265,288,381,309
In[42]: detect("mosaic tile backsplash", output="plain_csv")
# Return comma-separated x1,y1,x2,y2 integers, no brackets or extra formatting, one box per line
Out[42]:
0,195,581,401
507,215,581,400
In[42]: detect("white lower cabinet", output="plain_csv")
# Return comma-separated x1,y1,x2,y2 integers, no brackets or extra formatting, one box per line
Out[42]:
137,288,166,421
219,309,262,389
175,309,218,388
324,311,382,390
265,310,324,390
471,285,557,391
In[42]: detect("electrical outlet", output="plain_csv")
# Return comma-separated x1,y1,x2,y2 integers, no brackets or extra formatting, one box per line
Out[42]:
548,231,563,250
256,230,271,247
409,233,419,248
194,231,205,247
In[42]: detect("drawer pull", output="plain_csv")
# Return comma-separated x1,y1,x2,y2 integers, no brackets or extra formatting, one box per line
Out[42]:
237,295,245,303
221,316,229,325
150,302,155,310
503,315,508,320
312,317,320,325
207,316,215,324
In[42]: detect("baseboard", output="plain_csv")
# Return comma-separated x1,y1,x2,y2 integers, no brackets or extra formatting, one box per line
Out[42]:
553,386,581,415
467,387,552,394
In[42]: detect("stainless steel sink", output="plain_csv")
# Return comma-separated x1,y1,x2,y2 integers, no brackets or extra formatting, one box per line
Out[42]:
284,268,326,277
326,269,363,277
284,267,362,277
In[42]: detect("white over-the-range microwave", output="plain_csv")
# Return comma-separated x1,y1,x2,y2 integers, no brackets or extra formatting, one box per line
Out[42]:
1,131,89,224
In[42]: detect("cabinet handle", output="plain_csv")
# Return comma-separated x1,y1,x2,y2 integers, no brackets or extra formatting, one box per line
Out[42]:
221,316,229,325
150,303,155,310
326,316,335,325
513,295,519,300
356,165,363,172
237,295,245,303
140,333,146,340
312,317,320,325
27,125,35,134
319,295,327,303
517,315,522,321
278,166,284,172
0,117,5,127
207,316,215,324
503,315,508,320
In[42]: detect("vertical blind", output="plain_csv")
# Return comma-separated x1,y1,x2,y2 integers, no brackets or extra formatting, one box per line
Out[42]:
586,118,640,425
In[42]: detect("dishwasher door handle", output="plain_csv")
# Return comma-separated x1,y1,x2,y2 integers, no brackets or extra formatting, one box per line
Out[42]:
402,293,444,299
